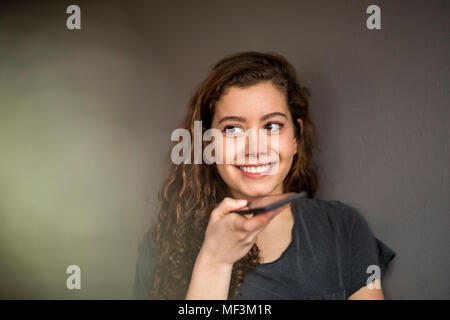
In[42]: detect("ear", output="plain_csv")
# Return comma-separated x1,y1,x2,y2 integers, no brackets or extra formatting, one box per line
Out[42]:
293,118,303,155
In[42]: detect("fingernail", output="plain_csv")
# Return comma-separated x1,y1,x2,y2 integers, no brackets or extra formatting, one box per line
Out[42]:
237,199,247,206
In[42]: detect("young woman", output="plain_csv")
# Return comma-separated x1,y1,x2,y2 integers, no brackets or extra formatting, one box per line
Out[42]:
133,51,396,300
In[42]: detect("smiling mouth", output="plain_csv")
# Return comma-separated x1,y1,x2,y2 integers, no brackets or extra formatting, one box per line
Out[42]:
235,163,275,176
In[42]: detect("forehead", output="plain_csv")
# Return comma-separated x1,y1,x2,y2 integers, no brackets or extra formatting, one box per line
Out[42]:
212,82,291,122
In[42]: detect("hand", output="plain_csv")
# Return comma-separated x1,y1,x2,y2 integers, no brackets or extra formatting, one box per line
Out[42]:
198,197,284,267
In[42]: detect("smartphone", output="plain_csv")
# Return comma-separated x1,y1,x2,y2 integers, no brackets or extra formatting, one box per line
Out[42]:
233,191,307,215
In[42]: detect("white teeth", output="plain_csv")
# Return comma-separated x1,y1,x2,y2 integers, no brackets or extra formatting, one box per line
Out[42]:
238,164,271,174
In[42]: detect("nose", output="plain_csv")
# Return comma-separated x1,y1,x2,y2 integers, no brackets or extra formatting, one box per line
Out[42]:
245,128,271,164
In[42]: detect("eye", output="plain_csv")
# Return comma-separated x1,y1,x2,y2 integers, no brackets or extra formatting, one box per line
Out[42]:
265,122,283,132
224,125,244,136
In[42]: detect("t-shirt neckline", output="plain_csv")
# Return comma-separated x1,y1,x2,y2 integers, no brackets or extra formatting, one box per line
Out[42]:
257,200,298,267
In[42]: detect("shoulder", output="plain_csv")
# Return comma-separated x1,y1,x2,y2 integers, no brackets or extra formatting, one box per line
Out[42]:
133,227,157,299
137,227,156,255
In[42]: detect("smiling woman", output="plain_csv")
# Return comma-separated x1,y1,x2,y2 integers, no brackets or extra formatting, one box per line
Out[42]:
133,51,395,300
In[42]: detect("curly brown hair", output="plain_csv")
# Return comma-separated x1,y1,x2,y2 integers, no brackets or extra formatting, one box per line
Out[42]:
148,51,318,299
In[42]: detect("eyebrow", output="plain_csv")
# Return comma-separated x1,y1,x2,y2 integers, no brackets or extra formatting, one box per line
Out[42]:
218,112,288,124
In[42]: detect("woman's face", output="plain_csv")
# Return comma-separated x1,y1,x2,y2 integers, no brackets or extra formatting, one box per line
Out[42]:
211,81,301,200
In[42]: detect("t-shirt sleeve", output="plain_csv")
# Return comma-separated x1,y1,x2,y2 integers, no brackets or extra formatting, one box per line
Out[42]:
132,229,156,300
344,205,396,298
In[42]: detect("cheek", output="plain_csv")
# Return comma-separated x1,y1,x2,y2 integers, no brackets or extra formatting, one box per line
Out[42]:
217,137,246,164
215,163,237,188
278,135,297,162
223,137,236,163
216,163,226,177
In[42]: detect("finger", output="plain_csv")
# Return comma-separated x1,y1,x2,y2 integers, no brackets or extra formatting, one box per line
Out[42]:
210,197,248,223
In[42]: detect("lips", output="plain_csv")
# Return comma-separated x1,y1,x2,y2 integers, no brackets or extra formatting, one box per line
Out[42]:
235,163,275,178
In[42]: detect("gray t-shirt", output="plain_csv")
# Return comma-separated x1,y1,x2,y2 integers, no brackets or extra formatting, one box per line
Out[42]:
133,197,396,300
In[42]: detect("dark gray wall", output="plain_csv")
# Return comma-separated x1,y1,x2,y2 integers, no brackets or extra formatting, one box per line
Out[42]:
0,0,448,299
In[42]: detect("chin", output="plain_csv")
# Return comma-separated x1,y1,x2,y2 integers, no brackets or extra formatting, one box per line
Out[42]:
237,187,274,198
230,178,283,199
